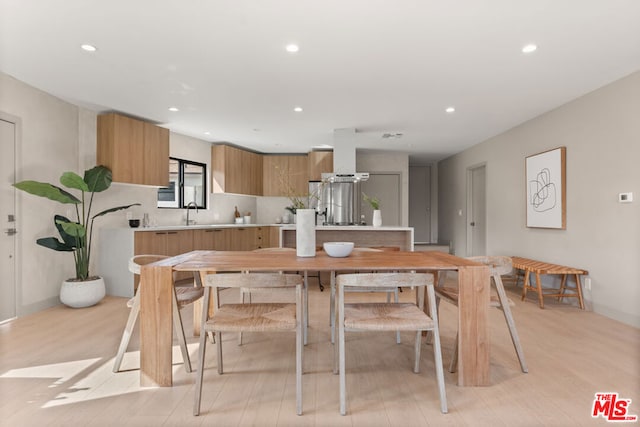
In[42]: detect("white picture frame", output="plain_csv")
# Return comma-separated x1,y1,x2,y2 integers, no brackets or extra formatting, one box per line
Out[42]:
525,147,566,229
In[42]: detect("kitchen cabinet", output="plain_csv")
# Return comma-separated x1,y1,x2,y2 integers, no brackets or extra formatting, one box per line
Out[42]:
134,229,194,256
134,229,193,285
99,225,279,297
308,151,333,181
97,113,169,186
262,155,309,196
211,145,263,195
193,228,232,250
230,227,259,251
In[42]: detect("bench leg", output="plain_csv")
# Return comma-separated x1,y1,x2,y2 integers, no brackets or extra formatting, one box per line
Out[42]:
574,274,585,310
535,272,545,309
520,270,530,301
557,274,568,303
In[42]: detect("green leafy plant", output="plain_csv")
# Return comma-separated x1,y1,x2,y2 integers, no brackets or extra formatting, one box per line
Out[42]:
13,165,139,281
275,164,314,215
362,192,380,210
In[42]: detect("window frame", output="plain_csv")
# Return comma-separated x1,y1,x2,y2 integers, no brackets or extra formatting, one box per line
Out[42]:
157,157,207,209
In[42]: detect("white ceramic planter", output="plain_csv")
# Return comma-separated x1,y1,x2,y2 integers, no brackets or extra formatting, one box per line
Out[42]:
60,277,106,308
372,210,382,227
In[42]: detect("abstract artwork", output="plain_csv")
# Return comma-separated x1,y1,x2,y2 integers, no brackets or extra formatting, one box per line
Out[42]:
525,147,566,229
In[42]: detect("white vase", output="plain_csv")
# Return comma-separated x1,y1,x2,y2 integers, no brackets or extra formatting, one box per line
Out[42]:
296,209,316,257
60,277,106,308
372,209,382,227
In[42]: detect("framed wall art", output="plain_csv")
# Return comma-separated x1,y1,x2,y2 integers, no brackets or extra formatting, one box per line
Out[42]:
525,147,566,229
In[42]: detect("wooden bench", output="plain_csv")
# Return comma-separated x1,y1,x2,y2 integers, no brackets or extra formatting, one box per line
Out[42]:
511,256,588,309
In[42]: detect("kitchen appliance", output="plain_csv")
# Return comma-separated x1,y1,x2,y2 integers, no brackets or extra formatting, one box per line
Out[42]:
309,173,369,226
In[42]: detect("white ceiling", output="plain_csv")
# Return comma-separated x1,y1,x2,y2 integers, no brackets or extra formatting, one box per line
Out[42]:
1,1,639,162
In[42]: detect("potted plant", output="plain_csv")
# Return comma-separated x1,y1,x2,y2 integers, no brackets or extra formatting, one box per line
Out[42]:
14,165,139,308
363,192,382,227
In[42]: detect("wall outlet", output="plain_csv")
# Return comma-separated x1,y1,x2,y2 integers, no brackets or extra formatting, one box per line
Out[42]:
584,278,592,291
619,192,633,203
126,211,133,220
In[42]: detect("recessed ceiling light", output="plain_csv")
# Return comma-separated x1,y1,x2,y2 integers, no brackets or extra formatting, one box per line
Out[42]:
80,44,97,52
445,107,456,113
293,106,303,112
204,131,211,135
522,44,537,54
168,107,179,112
285,44,299,53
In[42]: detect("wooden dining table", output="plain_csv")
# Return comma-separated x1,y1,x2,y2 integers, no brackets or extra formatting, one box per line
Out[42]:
138,249,490,387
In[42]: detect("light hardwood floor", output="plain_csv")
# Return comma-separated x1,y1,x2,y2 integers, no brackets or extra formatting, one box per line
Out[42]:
1,278,638,426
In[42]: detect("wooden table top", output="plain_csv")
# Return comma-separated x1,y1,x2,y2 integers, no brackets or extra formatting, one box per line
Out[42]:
511,256,588,275
160,250,483,273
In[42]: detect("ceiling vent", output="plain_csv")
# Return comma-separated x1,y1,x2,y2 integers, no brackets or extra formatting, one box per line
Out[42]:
382,133,403,139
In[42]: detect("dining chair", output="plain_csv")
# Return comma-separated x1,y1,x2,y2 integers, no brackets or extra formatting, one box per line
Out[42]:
330,247,400,344
335,272,448,415
436,255,528,373
113,255,204,373
194,273,304,416
239,247,308,345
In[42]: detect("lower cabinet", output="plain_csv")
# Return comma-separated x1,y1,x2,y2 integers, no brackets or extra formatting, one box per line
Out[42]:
100,226,279,297
193,228,231,250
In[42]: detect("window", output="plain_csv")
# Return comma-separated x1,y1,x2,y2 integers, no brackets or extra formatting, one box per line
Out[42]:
157,158,207,209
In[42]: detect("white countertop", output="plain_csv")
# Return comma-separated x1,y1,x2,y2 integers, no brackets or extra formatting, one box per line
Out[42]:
279,225,413,231
111,224,412,232
117,223,277,231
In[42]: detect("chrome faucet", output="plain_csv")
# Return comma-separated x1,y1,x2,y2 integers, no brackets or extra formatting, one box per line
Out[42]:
186,201,198,225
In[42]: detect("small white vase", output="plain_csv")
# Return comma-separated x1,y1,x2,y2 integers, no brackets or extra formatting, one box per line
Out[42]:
60,277,106,308
372,210,382,227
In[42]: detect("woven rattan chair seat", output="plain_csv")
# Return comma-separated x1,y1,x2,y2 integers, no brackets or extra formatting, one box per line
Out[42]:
344,303,434,331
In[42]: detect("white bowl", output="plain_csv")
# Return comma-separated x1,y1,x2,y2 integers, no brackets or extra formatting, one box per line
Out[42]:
323,242,354,257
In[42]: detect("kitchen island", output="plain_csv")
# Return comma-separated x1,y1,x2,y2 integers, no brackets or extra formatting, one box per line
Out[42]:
279,225,414,251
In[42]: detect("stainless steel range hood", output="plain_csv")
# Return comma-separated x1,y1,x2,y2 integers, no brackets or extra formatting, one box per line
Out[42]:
321,172,369,182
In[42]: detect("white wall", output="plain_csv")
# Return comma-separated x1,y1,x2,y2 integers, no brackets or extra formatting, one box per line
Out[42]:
438,71,640,327
357,152,409,226
1,73,80,314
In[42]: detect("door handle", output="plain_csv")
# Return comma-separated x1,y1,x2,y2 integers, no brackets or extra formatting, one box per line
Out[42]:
4,228,17,236
469,222,476,226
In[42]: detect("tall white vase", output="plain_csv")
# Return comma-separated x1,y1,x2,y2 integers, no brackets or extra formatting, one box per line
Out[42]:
372,209,382,227
296,209,316,257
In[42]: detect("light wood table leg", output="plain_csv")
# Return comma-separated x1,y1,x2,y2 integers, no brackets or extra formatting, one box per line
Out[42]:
456,265,490,386
140,264,174,387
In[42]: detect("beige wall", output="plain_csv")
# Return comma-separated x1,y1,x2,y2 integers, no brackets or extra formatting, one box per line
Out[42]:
438,71,640,327
357,152,410,226
1,73,81,314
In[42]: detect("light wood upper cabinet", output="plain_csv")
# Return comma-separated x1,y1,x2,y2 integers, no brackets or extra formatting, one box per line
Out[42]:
142,121,170,186
97,113,169,186
212,145,263,196
308,151,333,181
262,155,309,196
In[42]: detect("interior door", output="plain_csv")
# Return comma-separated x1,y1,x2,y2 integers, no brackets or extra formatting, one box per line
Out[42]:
360,173,401,226
409,165,431,243
1,118,17,322
466,164,487,256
